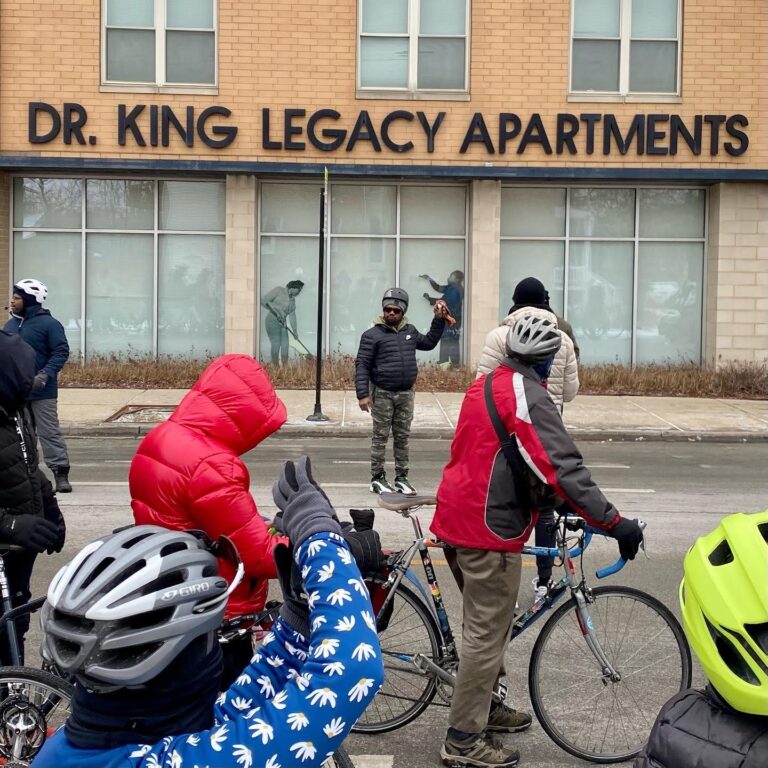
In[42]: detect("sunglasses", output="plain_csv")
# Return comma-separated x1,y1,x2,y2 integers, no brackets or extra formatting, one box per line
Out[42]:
383,306,403,315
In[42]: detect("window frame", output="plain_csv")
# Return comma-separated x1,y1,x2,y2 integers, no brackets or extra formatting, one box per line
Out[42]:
101,0,218,94
499,184,708,365
568,0,682,102
10,175,226,359
257,180,469,361
356,0,471,100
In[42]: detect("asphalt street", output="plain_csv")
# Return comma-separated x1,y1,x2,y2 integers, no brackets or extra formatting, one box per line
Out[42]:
28,437,768,768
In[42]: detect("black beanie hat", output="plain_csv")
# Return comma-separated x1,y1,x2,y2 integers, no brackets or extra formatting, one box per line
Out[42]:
510,277,551,313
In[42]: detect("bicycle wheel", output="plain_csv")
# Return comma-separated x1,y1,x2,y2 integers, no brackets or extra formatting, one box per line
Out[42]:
529,585,691,764
352,579,442,734
0,666,73,767
323,746,355,768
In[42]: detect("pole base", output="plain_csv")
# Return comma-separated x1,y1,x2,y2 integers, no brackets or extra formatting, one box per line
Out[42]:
306,409,330,422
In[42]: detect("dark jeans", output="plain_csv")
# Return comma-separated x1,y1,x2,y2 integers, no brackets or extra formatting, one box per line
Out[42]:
535,509,556,586
0,549,37,666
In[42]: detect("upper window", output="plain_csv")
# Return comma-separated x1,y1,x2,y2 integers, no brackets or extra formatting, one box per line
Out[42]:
103,0,216,87
570,0,680,97
358,0,468,94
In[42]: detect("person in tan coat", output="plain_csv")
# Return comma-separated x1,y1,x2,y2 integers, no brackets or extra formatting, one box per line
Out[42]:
476,277,580,601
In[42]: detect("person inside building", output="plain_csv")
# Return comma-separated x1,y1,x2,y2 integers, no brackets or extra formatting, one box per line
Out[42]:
634,510,768,768
420,270,464,365
5,278,72,493
261,279,305,366
0,330,65,665
34,456,384,768
477,276,580,602
355,287,447,496
431,315,644,768
129,354,287,688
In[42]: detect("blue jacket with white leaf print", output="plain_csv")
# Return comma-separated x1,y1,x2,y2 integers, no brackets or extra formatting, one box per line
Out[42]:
33,532,385,768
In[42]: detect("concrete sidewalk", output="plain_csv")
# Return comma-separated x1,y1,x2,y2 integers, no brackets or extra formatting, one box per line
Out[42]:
56,388,768,442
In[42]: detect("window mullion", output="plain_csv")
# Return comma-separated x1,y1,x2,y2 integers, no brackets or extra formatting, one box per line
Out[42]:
156,0,164,86
408,0,418,91
619,0,632,94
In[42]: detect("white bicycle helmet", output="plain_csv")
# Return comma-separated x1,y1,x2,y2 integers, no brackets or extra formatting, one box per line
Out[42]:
506,315,562,364
13,279,48,304
41,526,243,688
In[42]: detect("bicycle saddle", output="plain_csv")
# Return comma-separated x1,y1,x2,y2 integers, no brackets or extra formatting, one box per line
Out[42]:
379,492,437,510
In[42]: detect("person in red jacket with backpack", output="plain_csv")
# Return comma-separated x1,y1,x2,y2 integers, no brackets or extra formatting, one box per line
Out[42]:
129,354,287,687
431,315,644,768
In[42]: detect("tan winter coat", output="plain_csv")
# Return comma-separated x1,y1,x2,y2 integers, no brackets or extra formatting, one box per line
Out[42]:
476,306,579,409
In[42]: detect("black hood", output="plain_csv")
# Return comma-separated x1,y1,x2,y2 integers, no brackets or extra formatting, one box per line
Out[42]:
0,331,36,410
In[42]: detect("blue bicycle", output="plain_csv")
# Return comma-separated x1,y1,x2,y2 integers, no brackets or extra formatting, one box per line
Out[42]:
352,493,692,764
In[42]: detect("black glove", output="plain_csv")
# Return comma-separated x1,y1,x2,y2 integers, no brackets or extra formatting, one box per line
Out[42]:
272,456,342,549
608,517,644,561
32,372,49,392
43,499,66,554
0,513,60,554
273,542,309,637
343,529,385,574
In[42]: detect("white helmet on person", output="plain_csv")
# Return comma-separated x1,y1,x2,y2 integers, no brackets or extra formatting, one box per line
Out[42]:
41,526,242,688
13,278,48,304
505,315,562,364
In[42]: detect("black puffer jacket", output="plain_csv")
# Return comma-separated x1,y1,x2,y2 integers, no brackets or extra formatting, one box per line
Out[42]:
355,315,445,398
0,331,54,520
635,687,768,768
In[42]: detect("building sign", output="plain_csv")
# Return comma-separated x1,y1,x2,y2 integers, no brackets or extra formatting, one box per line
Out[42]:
28,102,750,156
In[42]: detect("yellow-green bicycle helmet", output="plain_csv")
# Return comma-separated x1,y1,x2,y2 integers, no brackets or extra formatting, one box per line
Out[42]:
680,510,768,715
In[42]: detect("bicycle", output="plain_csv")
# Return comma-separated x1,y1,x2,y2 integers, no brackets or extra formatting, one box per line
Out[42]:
352,492,692,765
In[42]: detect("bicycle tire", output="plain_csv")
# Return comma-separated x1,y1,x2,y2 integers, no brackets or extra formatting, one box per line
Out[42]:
324,746,355,768
0,666,73,767
352,579,442,734
528,585,692,764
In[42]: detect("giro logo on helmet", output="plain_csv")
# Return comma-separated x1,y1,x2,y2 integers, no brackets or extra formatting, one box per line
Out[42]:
160,583,210,601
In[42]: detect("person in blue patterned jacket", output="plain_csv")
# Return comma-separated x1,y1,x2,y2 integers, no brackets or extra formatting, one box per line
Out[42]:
34,456,384,768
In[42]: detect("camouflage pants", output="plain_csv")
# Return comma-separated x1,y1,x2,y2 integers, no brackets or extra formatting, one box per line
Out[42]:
370,385,415,479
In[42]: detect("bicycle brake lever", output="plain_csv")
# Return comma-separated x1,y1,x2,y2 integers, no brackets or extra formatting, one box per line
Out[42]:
638,519,650,560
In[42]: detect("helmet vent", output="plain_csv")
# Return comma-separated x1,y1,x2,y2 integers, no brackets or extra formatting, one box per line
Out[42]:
746,623,768,655
708,540,734,566
704,618,760,686
160,542,189,557
124,606,175,630
759,522,768,545
80,557,115,590
53,610,95,634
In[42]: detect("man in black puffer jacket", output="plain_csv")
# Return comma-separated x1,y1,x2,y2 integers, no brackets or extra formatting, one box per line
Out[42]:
0,331,66,664
355,287,446,496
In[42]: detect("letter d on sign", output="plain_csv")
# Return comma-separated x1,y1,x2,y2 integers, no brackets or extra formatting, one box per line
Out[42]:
29,102,61,143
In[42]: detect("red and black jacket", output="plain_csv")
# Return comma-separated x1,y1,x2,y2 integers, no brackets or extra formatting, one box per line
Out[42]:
431,359,620,553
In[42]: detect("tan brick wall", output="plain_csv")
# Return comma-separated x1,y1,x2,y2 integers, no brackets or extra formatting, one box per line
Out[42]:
468,180,501,367
706,183,768,364
0,1,764,170
224,174,256,354
0,175,8,300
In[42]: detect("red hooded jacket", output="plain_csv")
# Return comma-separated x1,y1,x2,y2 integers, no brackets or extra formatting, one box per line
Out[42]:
129,355,287,618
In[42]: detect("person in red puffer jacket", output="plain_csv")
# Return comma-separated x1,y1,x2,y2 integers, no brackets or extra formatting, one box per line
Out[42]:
129,354,287,687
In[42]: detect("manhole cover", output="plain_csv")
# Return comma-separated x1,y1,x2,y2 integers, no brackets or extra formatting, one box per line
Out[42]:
107,405,176,423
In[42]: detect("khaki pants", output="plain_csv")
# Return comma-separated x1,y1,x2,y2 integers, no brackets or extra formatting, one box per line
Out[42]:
449,548,522,735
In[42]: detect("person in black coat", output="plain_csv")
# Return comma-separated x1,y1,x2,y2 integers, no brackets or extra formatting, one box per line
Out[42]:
5,279,72,493
355,287,446,496
0,331,66,664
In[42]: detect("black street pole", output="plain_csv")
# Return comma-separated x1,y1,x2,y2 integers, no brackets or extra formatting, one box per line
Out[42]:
307,172,329,421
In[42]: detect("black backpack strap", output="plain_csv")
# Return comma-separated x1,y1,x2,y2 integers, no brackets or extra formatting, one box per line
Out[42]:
484,371,532,511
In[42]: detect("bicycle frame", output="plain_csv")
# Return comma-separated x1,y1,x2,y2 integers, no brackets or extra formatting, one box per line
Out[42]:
378,506,640,688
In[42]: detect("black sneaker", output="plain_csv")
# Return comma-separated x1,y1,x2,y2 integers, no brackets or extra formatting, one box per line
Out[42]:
370,475,395,494
394,476,417,495
441,733,520,767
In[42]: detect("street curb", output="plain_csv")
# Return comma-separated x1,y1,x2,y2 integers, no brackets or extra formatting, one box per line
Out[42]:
60,422,768,443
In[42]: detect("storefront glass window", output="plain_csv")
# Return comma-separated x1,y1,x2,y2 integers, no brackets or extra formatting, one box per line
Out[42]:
259,182,467,365
501,186,705,365
12,177,225,359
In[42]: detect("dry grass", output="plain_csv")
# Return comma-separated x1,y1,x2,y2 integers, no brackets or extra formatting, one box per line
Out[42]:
58,355,766,399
